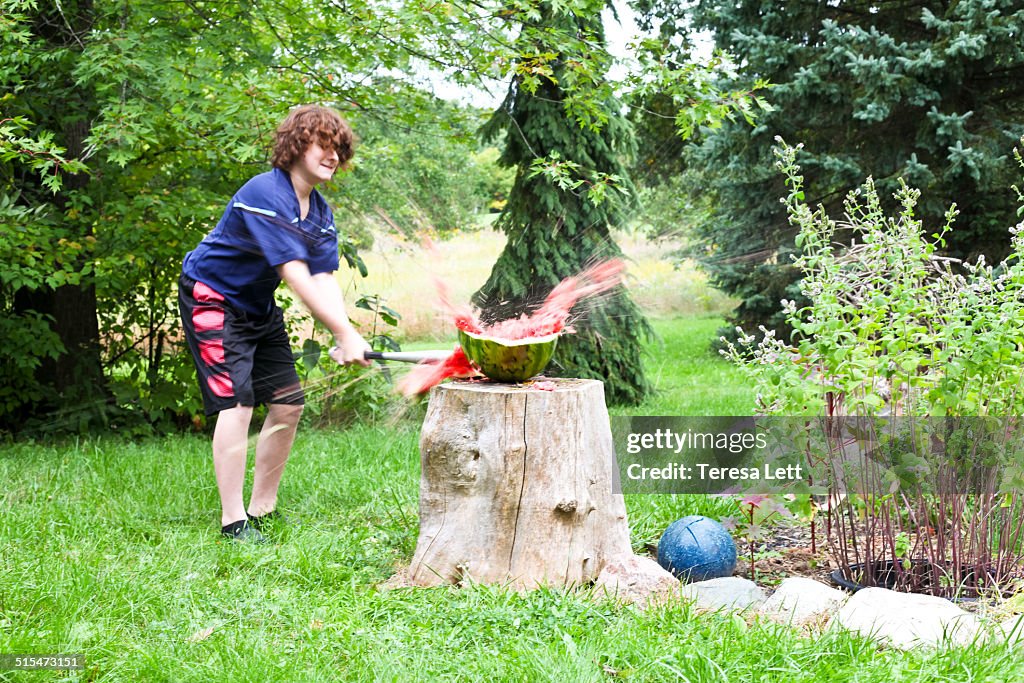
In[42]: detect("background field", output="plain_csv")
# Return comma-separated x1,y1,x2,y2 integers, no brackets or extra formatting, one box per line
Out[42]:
340,226,736,343
6,233,1022,681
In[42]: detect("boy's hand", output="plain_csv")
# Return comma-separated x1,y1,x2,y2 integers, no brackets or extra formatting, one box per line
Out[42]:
330,327,373,367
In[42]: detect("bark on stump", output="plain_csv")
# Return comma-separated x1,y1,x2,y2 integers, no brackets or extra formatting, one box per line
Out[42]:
408,378,631,588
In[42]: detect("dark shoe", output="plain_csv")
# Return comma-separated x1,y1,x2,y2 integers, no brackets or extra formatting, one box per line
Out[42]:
247,510,292,533
221,519,266,544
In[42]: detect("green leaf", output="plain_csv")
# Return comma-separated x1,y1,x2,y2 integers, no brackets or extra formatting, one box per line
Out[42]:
301,338,322,372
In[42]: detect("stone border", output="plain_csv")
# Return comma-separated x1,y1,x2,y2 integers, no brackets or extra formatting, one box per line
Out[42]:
594,554,1024,650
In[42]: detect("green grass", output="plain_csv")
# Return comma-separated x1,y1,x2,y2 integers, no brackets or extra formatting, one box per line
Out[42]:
616,316,753,417
612,316,751,550
3,317,1023,681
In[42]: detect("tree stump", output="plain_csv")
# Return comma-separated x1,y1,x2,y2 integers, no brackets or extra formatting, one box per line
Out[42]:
408,378,632,588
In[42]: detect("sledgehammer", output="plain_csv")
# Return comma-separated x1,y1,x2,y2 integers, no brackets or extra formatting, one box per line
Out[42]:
363,349,452,363
327,347,453,364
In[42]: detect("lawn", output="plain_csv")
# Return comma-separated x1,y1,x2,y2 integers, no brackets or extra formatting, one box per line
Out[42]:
3,317,1024,681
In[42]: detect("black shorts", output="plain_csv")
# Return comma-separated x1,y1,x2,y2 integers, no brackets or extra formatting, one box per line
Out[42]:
178,274,303,416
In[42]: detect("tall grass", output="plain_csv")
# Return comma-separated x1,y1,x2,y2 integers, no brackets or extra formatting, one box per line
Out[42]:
337,228,735,342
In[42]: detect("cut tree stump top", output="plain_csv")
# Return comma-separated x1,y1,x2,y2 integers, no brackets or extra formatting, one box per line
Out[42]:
435,377,597,393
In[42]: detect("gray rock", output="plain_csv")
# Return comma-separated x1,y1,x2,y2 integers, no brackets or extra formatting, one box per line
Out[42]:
827,587,981,649
760,577,849,625
679,577,766,612
594,554,680,607
996,615,1024,646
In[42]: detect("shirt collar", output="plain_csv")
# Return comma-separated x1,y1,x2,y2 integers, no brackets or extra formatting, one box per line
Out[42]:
272,166,320,221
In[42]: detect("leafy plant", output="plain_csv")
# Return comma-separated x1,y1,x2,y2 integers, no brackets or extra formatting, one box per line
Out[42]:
295,293,405,426
0,116,88,193
720,493,793,578
722,138,1024,598
724,138,1024,418
354,295,402,354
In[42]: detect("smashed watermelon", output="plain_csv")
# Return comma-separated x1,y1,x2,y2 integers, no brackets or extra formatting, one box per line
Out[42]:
457,329,559,383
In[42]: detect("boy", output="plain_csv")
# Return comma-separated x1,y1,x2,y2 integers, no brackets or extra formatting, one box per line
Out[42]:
179,105,371,542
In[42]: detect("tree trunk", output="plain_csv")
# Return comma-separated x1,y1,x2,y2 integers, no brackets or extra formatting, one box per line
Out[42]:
14,282,104,395
409,378,632,588
11,0,107,413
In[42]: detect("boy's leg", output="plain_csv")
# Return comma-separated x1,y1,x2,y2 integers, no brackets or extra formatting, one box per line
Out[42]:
248,304,305,519
248,402,304,517
213,405,254,526
179,275,261,531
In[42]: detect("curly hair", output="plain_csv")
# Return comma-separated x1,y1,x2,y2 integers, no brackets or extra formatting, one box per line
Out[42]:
271,105,356,171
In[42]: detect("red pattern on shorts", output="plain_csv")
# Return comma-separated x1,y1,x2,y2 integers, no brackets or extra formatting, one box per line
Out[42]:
193,280,225,303
190,280,234,398
199,338,225,365
191,306,224,334
207,372,234,398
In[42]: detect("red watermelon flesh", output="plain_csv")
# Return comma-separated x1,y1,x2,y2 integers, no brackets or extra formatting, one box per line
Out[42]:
400,259,625,396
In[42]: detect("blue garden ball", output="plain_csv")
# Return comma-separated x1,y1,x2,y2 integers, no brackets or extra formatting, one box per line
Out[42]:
657,515,737,582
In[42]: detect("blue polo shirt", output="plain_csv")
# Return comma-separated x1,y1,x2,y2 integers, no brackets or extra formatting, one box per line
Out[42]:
182,167,340,317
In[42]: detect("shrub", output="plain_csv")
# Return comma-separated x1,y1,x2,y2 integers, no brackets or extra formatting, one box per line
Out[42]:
292,294,406,427
725,139,1024,418
722,138,1024,598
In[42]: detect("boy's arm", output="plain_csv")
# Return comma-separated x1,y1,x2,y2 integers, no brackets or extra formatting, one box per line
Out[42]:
277,260,372,366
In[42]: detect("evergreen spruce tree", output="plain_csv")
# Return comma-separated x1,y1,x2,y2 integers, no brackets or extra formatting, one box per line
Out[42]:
637,0,1024,338
475,2,651,405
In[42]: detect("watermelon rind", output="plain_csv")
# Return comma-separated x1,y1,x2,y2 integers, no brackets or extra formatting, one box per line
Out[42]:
457,329,559,382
